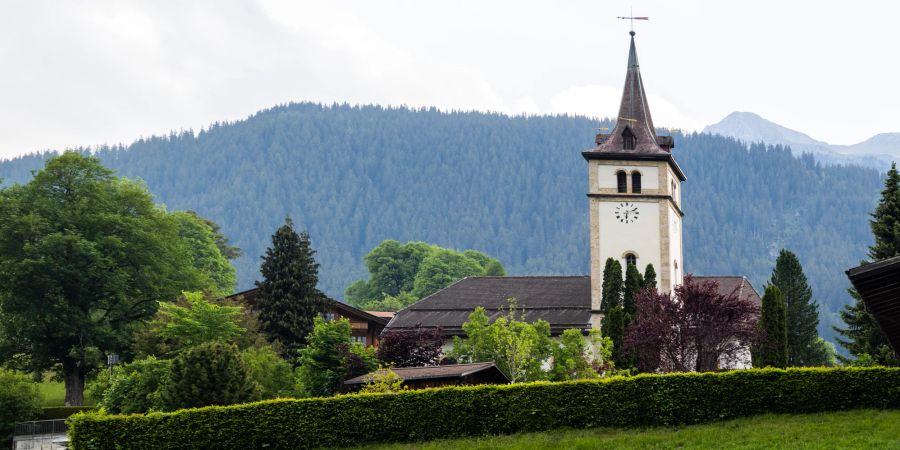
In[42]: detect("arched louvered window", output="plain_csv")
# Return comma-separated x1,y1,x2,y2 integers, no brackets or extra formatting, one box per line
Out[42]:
625,253,637,267
631,171,642,193
616,171,627,193
622,126,635,150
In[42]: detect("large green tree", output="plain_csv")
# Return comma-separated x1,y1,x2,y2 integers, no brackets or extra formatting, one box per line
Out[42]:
769,249,821,366
345,240,505,311
753,285,788,368
836,163,900,365
0,153,205,405
171,211,237,296
255,218,328,358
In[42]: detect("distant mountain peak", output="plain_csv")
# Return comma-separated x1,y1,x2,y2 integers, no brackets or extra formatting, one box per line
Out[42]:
704,112,897,169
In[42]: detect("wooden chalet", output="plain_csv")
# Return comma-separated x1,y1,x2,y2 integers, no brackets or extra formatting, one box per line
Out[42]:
847,256,900,355
226,288,392,348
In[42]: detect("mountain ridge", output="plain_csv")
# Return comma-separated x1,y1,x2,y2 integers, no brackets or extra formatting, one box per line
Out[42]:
704,112,899,168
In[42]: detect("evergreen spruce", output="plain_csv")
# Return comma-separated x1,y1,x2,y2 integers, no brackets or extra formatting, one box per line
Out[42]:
754,285,788,368
836,163,900,365
769,249,820,366
255,218,328,358
868,163,900,261
600,258,623,315
643,264,657,290
623,263,644,317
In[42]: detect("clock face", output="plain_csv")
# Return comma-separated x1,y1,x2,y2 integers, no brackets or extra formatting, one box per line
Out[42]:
615,202,640,224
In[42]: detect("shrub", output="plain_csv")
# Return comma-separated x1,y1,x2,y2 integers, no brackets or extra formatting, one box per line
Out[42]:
69,367,900,450
295,316,376,397
0,369,41,446
99,357,172,414
241,346,296,399
159,341,255,411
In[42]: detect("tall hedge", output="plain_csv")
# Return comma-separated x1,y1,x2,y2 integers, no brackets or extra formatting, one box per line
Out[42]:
69,367,900,450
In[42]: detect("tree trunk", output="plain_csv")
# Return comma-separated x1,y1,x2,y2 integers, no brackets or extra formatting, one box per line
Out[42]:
63,360,85,406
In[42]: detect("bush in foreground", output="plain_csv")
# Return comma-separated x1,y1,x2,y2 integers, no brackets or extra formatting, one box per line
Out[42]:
69,367,900,449
0,369,42,446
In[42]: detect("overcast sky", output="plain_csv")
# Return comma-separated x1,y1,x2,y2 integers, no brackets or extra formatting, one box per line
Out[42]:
0,1,896,160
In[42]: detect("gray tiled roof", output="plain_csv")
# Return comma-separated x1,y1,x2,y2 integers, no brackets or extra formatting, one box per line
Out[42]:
385,275,760,336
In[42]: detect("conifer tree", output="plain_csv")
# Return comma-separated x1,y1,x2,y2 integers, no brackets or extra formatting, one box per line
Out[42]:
623,263,644,317
836,163,900,365
600,258,623,315
753,285,788,368
255,218,328,358
770,249,820,366
600,258,626,367
643,264,657,289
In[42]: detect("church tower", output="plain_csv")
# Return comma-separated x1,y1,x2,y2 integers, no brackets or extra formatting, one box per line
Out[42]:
583,31,686,328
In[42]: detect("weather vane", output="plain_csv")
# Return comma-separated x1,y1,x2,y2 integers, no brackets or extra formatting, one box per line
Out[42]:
617,8,649,34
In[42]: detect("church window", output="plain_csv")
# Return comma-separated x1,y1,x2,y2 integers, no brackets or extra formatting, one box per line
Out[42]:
622,126,635,150
616,171,627,193
631,171,642,193
625,253,637,267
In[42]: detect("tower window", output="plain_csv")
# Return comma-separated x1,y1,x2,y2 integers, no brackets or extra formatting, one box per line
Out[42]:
622,126,635,150
625,253,637,267
616,171,627,193
631,172,642,193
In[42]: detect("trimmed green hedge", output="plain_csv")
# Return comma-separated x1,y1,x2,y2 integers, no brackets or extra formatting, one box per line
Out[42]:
69,367,900,449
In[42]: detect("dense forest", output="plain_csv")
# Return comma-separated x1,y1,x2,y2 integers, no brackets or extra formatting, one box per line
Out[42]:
0,103,886,343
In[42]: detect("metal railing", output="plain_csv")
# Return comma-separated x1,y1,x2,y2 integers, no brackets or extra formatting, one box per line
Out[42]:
13,419,67,436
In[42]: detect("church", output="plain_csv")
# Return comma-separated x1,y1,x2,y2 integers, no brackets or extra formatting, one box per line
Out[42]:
384,32,760,365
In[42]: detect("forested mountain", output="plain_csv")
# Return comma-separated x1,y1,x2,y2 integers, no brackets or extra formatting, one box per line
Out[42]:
0,103,886,343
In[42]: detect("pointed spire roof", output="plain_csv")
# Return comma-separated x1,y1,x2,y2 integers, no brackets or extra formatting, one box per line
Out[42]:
595,31,669,155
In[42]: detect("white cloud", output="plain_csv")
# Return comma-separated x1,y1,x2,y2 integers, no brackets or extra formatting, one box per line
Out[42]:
0,0,898,159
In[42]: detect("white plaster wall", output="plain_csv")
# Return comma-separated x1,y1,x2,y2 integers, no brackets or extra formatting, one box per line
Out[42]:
598,165,659,190
669,205,684,286
598,200,661,281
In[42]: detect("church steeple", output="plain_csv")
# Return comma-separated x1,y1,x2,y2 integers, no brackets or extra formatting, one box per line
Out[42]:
595,31,672,154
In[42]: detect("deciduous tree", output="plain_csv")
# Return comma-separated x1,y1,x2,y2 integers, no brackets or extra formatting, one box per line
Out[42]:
625,276,760,373
0,153,206,405
450,301,552,383
294,316,376,397
376,325,443,367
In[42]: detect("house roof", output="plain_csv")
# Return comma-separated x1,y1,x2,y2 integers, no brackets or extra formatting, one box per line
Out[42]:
847,256,900,352
366,311,396,319
693,276,762,305
385,275,760,336
225,288,389,326
343,362,509,385
385,276,592,336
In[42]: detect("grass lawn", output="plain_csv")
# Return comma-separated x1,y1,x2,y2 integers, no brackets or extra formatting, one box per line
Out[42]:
362,409,900,449
37,379,67,407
